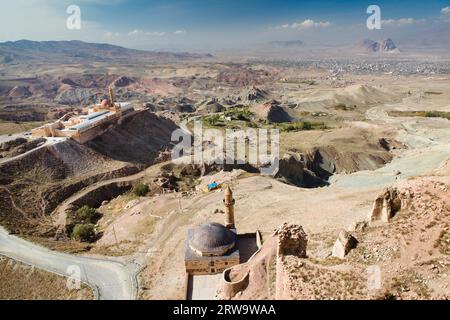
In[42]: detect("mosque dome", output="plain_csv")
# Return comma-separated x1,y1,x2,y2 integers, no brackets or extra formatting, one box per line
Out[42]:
101,99,110,108
189,223,236,256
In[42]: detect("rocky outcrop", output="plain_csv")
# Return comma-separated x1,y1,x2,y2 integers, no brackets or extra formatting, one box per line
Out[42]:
251,100,293,123
357,38,399,53
112,76,135,88
196,98,224,114
180,162,259,178
277,143,393,188
380,38,398,53
0,138,27,152
347,220,369,233
54,87,97,105
8,86,32,99
276,153,330,188
1,138,46,158
331,230,358,259
369,187,411,222
153,171,179,191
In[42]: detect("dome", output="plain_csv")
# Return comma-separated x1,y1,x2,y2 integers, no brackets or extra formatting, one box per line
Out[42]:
101,99,110,108
190,223,236,256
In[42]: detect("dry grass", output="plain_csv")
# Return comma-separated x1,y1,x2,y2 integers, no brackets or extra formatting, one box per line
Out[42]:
0,255,93,300
0,121,46,135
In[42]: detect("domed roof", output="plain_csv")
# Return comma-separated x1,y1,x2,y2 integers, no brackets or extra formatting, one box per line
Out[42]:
101,99,110,108
190,223,236,256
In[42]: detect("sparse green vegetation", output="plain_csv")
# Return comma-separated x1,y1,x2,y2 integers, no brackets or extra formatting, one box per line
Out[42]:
76,205,99,224
424,111,450,120
224,106,254,121
389,110,450,120
72,224,96,242
334,103,357,111
66,205,101,241
276,121,327,132
132,183,149,197
202,114,223,127
300,80,317,86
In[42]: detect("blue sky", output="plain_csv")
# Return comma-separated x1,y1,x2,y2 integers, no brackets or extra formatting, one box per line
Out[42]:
0,0,449,51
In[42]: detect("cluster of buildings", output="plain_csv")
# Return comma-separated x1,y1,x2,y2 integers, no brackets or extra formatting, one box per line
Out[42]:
31,88,134,144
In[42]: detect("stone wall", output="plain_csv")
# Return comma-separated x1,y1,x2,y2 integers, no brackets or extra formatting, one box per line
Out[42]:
220,267,250,300
274,223,308,300
185,256,239,276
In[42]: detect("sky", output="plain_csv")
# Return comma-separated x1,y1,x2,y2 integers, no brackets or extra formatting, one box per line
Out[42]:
0,0,449,52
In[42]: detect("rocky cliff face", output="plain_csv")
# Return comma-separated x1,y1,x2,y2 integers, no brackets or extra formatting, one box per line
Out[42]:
276,145,393,188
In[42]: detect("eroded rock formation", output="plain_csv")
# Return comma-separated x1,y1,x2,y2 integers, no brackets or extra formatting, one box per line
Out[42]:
331,230,358,259
370,187,412,222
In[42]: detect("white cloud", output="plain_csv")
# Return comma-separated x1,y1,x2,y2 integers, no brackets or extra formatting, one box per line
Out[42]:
441,7,450,15
271,19,331,30
127,29,165,37
174,30,187,35
382,18,426,27
127,29,142,36
105,31,121,37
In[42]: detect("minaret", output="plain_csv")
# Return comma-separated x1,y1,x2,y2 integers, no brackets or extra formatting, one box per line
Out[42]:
224,186,235,229
108,86,121,113
108,86,115,109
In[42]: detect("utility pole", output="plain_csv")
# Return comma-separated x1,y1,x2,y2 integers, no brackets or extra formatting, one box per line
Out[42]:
112,225,119,248
179,198,183,214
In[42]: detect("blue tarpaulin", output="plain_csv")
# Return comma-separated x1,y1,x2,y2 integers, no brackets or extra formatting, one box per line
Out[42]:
207,182,219,190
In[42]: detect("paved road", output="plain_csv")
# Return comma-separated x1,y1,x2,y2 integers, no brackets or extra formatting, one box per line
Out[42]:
0,227,137,300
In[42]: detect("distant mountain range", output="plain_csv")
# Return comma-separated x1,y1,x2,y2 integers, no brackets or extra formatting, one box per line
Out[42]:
267,40,304,48
0,40,213,64
356,38,400,53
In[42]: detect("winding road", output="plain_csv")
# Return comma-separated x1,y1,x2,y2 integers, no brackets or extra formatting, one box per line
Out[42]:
0,226,138,300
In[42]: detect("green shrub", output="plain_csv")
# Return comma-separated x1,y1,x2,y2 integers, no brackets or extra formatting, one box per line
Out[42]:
224,106,253,121
76,205,98,224
334,103,356,111
277,121,326,132
202,115,222,127
133,183,149,197
72,224,96,242
425,111,450,120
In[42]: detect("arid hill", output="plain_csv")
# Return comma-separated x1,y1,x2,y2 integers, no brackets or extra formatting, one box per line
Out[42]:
0,40,213,64
0,110,178,243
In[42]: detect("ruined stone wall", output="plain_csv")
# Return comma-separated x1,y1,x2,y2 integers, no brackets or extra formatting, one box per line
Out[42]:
274,223,308,300
221,267,250,300
275,256,294,300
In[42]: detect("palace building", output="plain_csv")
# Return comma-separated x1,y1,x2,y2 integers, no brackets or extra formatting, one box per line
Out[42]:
31,87,134,144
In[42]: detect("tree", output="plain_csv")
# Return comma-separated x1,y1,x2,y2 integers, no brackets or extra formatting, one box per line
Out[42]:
76,205,98,224
133,183,149,197
72,224,96,242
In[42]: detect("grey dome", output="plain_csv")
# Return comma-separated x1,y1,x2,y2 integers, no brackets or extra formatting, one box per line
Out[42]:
190,223,236,256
